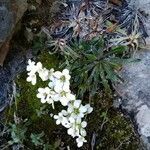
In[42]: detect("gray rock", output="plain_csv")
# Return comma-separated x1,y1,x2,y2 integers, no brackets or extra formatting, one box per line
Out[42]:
0,0,27,45
0,2,13,44
0,0,28,110
0,48,33,112
115,0,150,149
0,0,27,65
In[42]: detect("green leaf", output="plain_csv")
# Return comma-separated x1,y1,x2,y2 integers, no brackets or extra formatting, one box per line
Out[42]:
85,54,97,61
111,45,127,54
103,62,120,82
30,132,44,146
99,63,111,93
8,140,14,145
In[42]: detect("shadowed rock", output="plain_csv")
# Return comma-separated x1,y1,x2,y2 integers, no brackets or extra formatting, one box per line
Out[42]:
0,0,27,65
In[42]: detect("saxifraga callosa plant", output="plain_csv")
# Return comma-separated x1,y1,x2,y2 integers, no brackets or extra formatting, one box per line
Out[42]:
50,0,111,40
113,0,148,37
109,16,146,54
47,36,127,99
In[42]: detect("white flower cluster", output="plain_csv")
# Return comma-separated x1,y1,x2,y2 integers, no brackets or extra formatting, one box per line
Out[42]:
54,100,93,147
26,59,93,147
26,59,52,85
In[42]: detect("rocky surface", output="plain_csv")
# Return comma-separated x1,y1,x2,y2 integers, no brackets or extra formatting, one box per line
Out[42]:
0,0,27,65
0,0,55,113
0,49,33,112
115,0,150,149
115,51,150,145
0,0,28,111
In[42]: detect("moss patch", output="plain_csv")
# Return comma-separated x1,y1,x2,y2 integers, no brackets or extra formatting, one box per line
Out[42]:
84,94,140,150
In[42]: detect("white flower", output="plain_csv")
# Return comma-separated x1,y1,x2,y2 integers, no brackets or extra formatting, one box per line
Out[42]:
27,59,36,73
54,80,70,93
81,121,87,128
80,105,88,113
26,60,38,85
61,110,69,116
68,116,75,123
38,68,49,81
37,87,55,106
80,128,87,137
76,136,87,147
76,117,82,124
50,69,71,93
27,72,37,85
85,104,93,114
37,87,49,103
52,90,75,106
53,69,70,81
54,112,68,126
68,101,87,119
59,110,71,128
67,124,80,137
54,113,63,125
74,100,82,108
48,81,55,89
60,92,75,106
67,100,81,113
67,127,76,137
36,62,43,73
66,116,87,140
33,62,49,81
62,121,71,128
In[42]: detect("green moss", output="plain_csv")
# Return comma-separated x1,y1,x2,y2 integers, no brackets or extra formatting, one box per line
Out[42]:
38,51,59,69
102,111,139,149
85,94,140,150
